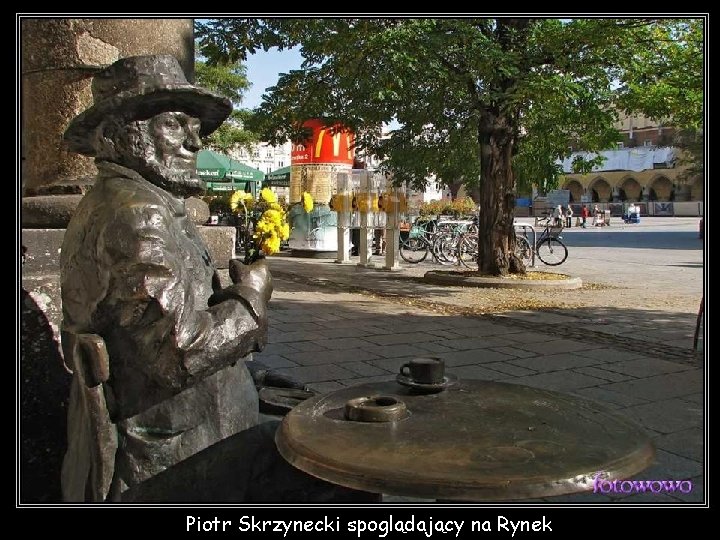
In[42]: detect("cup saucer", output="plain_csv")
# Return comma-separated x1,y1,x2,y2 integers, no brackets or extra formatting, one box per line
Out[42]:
395,373,458,393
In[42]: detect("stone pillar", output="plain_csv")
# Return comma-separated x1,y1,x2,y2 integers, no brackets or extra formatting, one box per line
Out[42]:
675,183,692,202
21,18,194,197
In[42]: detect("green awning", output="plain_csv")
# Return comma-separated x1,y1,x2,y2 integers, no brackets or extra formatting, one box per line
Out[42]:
265,165,291,187
196,149,265,182
205,181,252,192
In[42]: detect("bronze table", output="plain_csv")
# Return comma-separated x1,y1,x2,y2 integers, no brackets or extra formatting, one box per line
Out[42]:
275,379,655,501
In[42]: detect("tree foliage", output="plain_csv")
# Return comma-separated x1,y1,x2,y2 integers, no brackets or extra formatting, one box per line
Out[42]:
195,18,704,275
194,59,259,152
616,19,704,178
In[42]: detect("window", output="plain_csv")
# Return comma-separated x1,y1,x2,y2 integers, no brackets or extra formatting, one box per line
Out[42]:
278,161,284,168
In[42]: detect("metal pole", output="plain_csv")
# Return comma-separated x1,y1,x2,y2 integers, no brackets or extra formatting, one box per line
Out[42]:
384,185,402,270
335,173,351,264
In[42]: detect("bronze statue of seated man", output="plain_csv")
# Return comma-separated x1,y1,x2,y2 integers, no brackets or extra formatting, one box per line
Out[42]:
59,55,371,502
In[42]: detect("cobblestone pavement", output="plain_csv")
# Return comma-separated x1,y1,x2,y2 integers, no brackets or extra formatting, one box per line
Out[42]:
252,217,705,503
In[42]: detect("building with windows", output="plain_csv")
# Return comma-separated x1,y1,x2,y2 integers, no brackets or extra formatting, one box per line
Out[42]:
558,114,702,215
229,141,292,177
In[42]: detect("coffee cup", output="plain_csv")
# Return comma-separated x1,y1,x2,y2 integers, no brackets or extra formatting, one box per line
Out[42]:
400,357,445,384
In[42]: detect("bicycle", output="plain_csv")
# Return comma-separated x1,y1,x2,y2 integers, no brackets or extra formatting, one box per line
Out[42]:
400,219,474,265
520,218,568,266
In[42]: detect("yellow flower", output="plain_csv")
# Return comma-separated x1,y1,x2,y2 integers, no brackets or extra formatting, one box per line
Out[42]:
260,187,277,204
302,191,314,213
230,190,253,212
261,235,282,255
279,223,290,240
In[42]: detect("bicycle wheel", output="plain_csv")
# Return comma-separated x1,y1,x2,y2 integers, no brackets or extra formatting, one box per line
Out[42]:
432,232,459,265
400,237,429,263
458,234,479,269
536,237,568,266
514,235,532,264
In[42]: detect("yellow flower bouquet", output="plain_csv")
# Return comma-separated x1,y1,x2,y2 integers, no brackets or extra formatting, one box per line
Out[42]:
232,188,290,263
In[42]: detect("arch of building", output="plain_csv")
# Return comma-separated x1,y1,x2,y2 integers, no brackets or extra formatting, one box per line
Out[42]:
561,179,584,203
618,176,642,202
649,175,674,202
589,177,612,202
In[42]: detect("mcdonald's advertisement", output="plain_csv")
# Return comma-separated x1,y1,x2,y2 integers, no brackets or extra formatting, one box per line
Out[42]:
291,119,355,166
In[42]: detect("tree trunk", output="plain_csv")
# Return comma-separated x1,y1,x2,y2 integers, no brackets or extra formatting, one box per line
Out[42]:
476,112,526,276
447,180,463,200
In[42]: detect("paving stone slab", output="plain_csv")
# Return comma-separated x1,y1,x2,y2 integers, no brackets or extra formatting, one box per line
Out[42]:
360,343,441,360
447,365,506,381
442,336,514,351
252,354,299,370
603,358,695,378
508,352,604,372
488,346,538,359
501,371,607,392
413,341,456,354
653,429,704,462
363,332,446,346
483,361,538,377
340,361,391,377
572,366,636,382
268,330,329,344
572,387,651,409
439,349,515,366
288,348,382,366
275,364,358,383
621,399,703,434
514,339,601,356
600,370,703,402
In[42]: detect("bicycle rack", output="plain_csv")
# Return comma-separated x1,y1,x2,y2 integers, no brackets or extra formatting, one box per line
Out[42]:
513,223,538,268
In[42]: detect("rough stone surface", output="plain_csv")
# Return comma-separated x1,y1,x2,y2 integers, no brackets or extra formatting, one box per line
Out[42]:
424,270,583,289
22,225,236,274
185,197,210,225
21,18,193,192
198,226,236,269
24,178,95,196
21,229,66,275
22,195,85,228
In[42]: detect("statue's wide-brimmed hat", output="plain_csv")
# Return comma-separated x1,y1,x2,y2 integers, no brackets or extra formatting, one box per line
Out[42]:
64,55,232,155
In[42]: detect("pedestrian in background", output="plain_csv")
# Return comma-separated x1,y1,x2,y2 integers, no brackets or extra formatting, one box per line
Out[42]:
565,205,573,227
581,205,589,228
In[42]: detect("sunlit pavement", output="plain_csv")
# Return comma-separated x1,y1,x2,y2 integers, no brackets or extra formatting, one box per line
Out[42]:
252,217,704,503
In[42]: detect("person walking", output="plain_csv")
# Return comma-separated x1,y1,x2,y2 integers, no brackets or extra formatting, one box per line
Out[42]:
565,205,573,227
581,205,589,228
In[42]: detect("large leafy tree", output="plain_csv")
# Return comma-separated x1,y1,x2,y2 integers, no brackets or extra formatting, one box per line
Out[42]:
616,19,704,180
196,18,702,275
195,59,259,152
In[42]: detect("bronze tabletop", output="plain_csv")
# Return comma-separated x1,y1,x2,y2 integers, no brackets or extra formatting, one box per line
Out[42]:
275,379,655,501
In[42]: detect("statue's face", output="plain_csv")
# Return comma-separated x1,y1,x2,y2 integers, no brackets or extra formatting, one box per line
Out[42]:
132,111,205,197
148,112,202,176
96,111,207,197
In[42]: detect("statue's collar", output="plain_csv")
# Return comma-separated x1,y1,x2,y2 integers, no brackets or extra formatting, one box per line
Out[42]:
96,161,186,217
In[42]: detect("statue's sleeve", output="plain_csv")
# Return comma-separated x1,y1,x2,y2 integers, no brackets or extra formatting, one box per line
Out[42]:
101,204,267,379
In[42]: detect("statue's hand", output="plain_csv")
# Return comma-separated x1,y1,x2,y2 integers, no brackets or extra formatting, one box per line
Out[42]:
229,259,272,302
